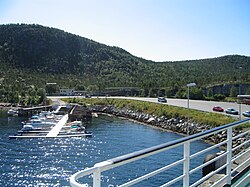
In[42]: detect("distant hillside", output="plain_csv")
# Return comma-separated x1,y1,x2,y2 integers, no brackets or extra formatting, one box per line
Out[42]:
0,24,249,92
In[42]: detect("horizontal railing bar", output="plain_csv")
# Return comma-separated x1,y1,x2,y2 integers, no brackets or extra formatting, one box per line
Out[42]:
211,174,227,187
190,140,227,159
190,163,227,187
189,151,228,175
232,129,250,141
234,173,250,187
118,159,185,187
97,144,183,175
232,148,250,163
107,119,250,165
160,174,184,187
70,167,99,187
70,118,250,187
232,139,250,152
232,157,250,174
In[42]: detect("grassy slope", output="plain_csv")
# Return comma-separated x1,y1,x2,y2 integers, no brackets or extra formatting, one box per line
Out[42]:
62,98,250,129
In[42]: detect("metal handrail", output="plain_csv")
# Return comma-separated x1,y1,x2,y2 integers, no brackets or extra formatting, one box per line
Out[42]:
70,118,250,187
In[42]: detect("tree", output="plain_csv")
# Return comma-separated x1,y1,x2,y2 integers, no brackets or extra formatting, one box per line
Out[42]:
148,88,154,97
7,91,20,104
207,88,213,97
190,87,204,100
246,88,250,95
229,86,237,97
86,85,98,95
37,88,46,103
45,83,58,95
214,94,226,101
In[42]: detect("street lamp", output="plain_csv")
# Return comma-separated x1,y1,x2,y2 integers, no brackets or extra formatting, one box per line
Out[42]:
187,82,196,135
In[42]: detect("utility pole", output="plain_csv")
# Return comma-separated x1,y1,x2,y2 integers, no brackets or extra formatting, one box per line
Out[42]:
187,83,196,135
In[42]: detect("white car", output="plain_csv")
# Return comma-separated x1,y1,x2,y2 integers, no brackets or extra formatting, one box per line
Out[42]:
243,111,250,117
158,97,167,103
225,108,239,115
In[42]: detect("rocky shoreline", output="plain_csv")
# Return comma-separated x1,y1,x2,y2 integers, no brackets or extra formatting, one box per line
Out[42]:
0,103,13,110
91,104,249,186
90,105,245,147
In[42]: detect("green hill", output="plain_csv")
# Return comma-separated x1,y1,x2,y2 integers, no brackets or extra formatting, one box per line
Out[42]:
0,24,249,99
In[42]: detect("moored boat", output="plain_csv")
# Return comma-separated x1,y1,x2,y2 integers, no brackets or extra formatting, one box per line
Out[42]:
7,109,18,116
9,131,92,139
9,111,92,139
22,119,57,127
19,124,43,132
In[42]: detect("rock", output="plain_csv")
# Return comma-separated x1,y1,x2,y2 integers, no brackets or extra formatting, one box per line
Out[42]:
90,104,242,146
147,117,156,123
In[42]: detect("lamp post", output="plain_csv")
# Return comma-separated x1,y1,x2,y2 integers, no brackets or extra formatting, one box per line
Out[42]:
187,83,196,135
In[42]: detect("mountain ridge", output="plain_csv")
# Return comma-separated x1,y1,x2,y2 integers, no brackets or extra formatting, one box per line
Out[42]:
0,23,249,91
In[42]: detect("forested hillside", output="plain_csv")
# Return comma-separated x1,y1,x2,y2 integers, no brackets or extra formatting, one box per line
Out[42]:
0,24,249,104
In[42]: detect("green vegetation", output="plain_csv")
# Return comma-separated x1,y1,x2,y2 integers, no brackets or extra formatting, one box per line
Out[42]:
63,98,242,128
0,24,250,104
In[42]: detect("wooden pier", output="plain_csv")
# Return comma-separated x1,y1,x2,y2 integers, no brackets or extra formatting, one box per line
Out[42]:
18,105,53,116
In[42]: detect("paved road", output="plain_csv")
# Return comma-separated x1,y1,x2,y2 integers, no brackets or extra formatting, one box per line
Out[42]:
48,96,250,119
115,97,250,118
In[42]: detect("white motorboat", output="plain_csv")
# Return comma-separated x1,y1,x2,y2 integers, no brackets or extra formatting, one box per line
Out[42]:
23,119,56,127
20,124,42,131
7,109,18,116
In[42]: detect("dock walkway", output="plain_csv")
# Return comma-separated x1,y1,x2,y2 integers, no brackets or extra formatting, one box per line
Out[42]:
46,114,68,137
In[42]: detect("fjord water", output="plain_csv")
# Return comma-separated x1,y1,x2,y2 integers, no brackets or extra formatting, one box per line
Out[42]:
0,112,220,186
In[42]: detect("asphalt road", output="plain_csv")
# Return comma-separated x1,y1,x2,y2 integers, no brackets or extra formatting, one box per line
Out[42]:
48,96,250,118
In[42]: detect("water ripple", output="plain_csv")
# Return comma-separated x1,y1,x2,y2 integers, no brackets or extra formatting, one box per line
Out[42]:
0,115,221,186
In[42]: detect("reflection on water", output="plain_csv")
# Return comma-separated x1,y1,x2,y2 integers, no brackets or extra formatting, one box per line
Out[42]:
0,113,220,186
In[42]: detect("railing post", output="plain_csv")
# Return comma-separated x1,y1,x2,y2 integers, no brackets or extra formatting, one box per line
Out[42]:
93,168,101,187
226,127,233,185
183,142,190,187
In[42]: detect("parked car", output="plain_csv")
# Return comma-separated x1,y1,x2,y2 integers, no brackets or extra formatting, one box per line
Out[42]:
242,99,250,105
242,111,250,117
225,108,239,115
85,94,91,98
212,106,224,112
158,97,167,103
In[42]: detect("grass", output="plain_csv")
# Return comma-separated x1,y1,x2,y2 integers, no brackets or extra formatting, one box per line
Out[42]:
62,97,250,129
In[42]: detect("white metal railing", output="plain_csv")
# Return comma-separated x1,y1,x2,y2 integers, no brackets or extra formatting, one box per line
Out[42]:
70,118,250,187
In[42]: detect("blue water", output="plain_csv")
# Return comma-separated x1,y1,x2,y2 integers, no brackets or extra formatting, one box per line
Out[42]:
0,112,220,186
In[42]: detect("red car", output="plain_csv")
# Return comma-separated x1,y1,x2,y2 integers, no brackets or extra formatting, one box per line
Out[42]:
212,106,224,112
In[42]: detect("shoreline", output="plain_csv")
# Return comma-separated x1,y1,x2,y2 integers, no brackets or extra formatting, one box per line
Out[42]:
91,104,249,153
97,112,222,148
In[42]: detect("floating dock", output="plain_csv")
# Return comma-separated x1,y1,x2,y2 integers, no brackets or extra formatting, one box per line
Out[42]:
18,105,53,116
46,114,68,137
9,112,92,139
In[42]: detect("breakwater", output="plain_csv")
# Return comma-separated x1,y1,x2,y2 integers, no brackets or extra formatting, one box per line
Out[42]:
91,105,245,146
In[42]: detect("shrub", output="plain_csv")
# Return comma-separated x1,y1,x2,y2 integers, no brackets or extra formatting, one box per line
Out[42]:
213,94,226,101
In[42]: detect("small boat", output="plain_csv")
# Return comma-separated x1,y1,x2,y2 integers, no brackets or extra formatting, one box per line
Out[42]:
62,121,85,132
22,119,56,127
18,124,43,132
29,113,57,123
9,114,92,139
65,120,83,126
7,109,18,116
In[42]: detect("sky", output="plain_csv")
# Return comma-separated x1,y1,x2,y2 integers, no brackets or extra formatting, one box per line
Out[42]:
0,0,250,61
